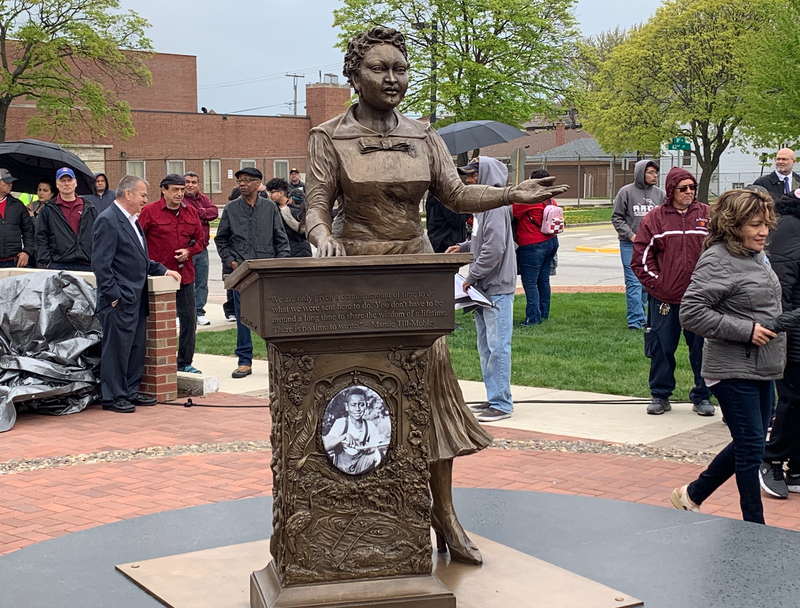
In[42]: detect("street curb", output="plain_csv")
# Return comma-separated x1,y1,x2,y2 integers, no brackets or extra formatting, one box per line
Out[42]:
574,245,620,254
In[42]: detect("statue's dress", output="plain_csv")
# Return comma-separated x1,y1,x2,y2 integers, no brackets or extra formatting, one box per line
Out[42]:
305,105,494,461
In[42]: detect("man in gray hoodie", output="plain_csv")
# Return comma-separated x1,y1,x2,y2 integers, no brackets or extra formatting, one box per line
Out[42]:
612,160,665,329
446,157,516,423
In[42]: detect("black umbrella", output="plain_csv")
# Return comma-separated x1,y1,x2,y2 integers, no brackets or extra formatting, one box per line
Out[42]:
0,139,96,195
436,120,529,155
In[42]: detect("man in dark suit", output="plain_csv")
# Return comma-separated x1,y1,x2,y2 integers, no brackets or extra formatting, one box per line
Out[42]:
753,148,800,199
92,175,181,413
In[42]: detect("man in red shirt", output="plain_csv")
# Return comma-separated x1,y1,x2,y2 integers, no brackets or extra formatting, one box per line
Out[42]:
183,171,218,326
138,174,205,374
35,167,96,271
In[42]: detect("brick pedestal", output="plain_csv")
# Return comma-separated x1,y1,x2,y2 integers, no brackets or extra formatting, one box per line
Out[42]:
141,276,180,401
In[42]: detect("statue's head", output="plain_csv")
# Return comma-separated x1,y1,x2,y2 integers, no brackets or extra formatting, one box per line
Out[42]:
344,27,409,110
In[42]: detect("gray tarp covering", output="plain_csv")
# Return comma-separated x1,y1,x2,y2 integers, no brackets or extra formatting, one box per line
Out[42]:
0,272,101,432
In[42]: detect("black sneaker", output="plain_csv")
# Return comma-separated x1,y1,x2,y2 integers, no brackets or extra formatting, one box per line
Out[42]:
647,397,671,415
468,402,491,414
476,407,512,423
786,470,800,494
692,399,716,416
759,461,788,499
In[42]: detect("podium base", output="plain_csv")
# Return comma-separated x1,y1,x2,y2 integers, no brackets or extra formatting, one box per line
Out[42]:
117,533,642,608
251,562,454,608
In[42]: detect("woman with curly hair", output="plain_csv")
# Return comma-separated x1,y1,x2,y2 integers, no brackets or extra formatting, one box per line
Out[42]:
674,188,800,523
305,26,568,563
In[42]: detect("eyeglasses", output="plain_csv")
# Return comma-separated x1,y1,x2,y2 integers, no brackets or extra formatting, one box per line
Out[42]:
676,184,697,193
236,178,259,185
645,170,659,176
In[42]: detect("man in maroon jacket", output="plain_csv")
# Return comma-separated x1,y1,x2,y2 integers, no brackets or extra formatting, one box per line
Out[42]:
139,174,205,374
632,167,715,416
183,171,218,326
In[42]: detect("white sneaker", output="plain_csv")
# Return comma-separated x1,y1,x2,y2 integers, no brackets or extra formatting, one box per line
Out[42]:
197,315,211,326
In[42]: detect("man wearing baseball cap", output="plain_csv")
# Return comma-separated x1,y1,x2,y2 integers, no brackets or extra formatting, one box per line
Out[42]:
35,166,97,271
0,168,34,268
215,167,290,378
138,174,206,375
288,168,305,195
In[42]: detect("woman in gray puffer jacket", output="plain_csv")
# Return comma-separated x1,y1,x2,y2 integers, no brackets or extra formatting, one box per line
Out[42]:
671,188,800,524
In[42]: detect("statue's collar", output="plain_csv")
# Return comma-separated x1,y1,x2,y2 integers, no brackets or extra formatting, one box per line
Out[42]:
331,105,429,140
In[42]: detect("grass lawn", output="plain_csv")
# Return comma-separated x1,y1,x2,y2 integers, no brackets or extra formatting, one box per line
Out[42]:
195,293,697,399
562,206,613,225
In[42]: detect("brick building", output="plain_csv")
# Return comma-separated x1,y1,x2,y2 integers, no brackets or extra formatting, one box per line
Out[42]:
4,51,351,203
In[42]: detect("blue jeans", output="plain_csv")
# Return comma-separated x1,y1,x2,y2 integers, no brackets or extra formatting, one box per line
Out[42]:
233,290,253,366
473,293,514,414
688,379,772,524
620,239,647,328
518,237,558,324
233,290,268,366
645,296,711,403
193,248,209,316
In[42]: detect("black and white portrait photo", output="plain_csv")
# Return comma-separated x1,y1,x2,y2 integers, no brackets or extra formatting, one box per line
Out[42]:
322,386,390,475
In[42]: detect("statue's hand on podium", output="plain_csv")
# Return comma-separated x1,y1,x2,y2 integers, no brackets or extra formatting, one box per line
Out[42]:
314,234,347,257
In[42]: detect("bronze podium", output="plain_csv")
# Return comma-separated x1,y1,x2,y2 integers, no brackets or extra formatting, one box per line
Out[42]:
227,254,472,608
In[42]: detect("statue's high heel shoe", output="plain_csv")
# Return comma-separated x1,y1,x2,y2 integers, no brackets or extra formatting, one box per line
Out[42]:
431,509,483,565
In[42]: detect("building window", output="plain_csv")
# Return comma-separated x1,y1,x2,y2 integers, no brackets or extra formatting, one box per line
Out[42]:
203,159,221,193
681,149,692,167
126,160,145,179
166,160,185,175
274,160,289,179
240,160,256,169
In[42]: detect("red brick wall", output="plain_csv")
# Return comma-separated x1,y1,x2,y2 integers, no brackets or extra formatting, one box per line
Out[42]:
306,83,352,128
10,50,197,114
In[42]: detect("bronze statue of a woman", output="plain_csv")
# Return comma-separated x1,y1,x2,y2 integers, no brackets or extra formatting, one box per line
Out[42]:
305,26,568,565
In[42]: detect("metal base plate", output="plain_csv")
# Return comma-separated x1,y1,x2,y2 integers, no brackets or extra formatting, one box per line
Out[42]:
117,533,642,608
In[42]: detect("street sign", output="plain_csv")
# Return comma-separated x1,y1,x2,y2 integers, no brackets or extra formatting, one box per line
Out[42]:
667,143,691,150
671,137,688,144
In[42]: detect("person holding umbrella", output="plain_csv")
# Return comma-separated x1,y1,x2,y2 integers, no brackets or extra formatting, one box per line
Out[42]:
0,168,34,268
35,167,97,271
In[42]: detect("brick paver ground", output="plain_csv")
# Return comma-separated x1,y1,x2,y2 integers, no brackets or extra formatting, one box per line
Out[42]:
3,393,800,557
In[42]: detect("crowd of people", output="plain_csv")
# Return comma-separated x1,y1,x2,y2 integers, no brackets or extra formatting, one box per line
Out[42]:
4,138,800,526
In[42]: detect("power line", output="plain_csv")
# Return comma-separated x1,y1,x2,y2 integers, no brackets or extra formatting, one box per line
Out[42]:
199,63,341,90
227,100,302,114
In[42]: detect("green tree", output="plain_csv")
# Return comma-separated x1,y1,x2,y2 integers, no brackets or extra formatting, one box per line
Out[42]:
740,0,800,147
332,0,579,129
583,0,772,201
0,0,152,143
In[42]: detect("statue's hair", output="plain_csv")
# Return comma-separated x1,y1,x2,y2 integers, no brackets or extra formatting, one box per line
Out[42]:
343,26,408,87
704,188,777,256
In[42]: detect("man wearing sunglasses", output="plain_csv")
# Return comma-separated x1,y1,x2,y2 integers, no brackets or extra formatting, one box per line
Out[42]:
214,167,291,379
631,167,715,417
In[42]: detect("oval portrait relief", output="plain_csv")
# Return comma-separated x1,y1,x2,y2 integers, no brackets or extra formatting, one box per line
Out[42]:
322,386,391,476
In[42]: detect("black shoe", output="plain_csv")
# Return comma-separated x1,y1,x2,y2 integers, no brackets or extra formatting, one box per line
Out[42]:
103,399,135,413
476,407,512,423
468,402,491,414
692,399,716,416
786,471,800,494
647,397,671,415
759,461,788,499
232,365,252,378
130,393,157,406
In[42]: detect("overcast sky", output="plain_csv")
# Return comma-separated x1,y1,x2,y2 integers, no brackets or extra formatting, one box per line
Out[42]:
122,0,663,115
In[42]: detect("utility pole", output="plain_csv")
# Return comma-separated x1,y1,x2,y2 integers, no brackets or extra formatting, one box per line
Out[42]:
286,73,305,115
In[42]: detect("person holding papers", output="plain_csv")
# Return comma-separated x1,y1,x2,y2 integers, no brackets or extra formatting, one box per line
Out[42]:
446,157,516,423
